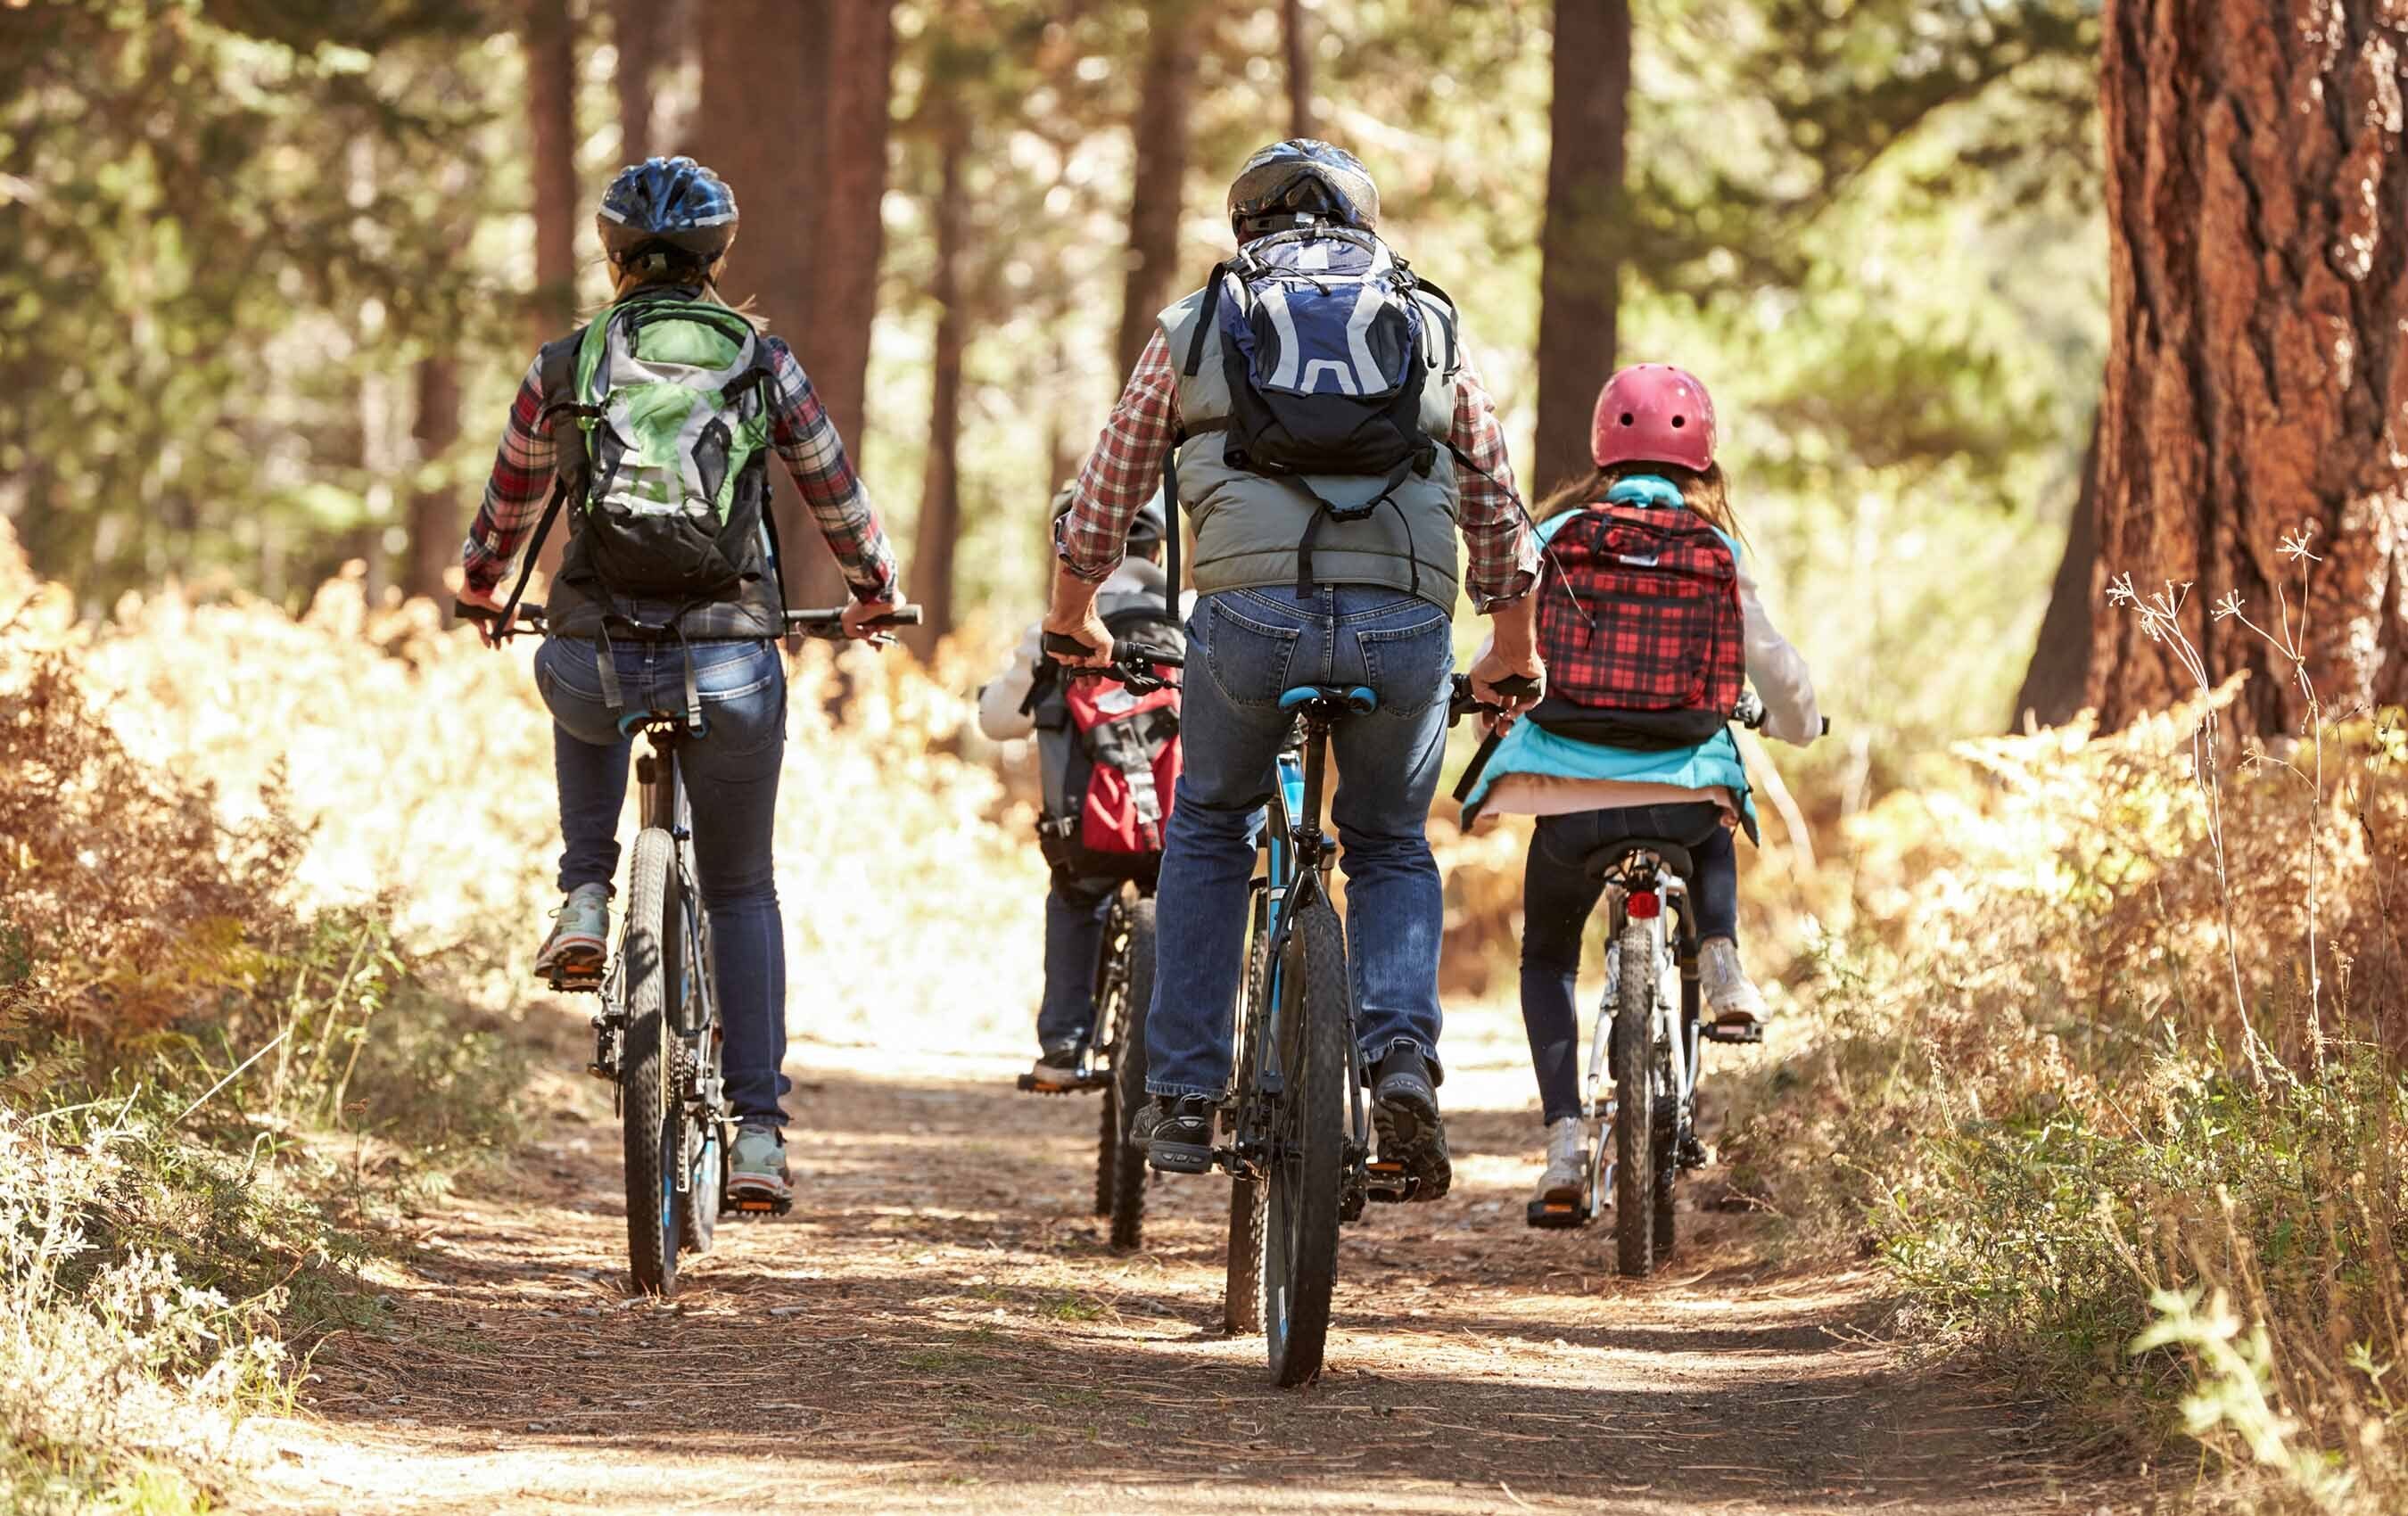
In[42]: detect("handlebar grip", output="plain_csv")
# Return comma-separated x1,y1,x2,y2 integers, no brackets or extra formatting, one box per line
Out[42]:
1043,630,1105,660
1490,674,1541,700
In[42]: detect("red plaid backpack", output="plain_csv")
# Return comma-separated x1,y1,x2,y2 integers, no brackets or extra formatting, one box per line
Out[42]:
1032,586,1183,885
1528,497,1745,750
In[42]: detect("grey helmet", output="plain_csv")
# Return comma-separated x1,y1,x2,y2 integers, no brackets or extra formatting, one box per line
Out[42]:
1227,139,1379,238
1051,482,1167,556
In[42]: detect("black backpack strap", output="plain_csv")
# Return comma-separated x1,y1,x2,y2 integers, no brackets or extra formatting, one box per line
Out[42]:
496,473,570,632
1291,456,1421,599
1183,267,1227,379
1160,426,1187,599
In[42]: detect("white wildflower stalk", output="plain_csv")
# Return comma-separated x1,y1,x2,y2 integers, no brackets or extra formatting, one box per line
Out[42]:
2105,574,2267,1077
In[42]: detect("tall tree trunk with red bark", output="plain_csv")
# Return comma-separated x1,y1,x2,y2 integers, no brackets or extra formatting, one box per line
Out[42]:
1282,0,1313,138
1532,0,1631,499
525,0,580,342
1113,0,1199,375
907,110,969,656
2012,415,2102,729
406,357,462,605
697,1,830,603
614,0,659,163
2088,0,2408,733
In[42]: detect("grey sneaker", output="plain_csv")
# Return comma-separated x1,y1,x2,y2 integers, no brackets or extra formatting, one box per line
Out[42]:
1023,1038,1087,1092
534,883,611,985
1532,1116,1588,1207
728,1123,792,1211
1699,936,1768,1035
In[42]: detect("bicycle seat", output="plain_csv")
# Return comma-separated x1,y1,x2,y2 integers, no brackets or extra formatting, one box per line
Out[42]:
1580,838,1696,885
615,709,706,738
1278,685,1379,719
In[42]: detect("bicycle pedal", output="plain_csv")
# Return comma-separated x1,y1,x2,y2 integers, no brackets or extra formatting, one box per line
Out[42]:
583,1062,617,1083
1702,1021,1764,1045
1526,1198,1589,1230
547,968,605,994
729,1194,791,1216
1365,1159,1419,1204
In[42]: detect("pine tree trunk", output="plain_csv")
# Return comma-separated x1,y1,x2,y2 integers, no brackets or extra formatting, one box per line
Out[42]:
614,0,658,163
1113,0,1199,375
1533,0,1632,499
525,0,580,340
697,1,829,605
2012,416,2103,730
2090,0,2408,733
407,357,462,606
907,112,969,658
806,0,897,609
1282,0,1313,138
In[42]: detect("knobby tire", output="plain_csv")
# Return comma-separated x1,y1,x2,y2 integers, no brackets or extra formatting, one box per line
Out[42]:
1108,899,1156,1251
1260,897,1347,1386
1224,888,1272,1335
623,828,680,1296
1613,918,1657,1280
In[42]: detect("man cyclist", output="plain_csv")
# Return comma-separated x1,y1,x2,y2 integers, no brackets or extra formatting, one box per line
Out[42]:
457,156,904,1211
1043,139,1544,1199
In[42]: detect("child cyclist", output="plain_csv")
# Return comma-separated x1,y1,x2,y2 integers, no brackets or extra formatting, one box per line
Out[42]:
1457,365,1819,1220
456,156,905,1210
977,486,1183,1088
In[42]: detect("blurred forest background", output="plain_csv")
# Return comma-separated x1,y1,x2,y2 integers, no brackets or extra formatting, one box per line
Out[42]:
3,0,2107,770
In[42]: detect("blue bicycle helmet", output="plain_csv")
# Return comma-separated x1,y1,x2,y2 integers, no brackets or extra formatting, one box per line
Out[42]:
1227,139,1379,237
597,156,739,267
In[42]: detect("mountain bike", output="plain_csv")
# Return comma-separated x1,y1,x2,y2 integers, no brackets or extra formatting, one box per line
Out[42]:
459,598,919,1297
1209,669,1537,1386
1520,691,1828,1278
1022,639,1184,1253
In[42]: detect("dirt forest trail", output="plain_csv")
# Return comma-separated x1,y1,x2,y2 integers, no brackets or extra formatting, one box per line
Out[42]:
246,1018,2140,1515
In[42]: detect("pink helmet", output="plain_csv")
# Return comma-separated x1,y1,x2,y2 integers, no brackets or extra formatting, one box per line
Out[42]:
1590,364,1717,473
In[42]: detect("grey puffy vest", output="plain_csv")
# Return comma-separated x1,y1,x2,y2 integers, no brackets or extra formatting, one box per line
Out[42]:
1157,282,1464,612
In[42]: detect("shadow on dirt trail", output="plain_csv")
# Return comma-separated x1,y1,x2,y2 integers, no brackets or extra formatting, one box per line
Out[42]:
250,1034,2147,1515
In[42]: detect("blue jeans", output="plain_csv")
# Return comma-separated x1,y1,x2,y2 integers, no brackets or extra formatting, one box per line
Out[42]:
1038,877,1115,1050
534,636,793,1127
1519,803,1736,1122
1145,587,1455,1100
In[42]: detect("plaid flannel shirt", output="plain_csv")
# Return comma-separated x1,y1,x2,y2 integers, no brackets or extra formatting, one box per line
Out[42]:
460,335,899,600
1058,329,1539,609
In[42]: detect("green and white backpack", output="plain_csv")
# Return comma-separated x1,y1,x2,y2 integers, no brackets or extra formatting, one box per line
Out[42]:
563,297,780,600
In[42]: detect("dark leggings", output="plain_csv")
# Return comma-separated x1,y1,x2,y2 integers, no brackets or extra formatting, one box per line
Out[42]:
1518,803,1738,1124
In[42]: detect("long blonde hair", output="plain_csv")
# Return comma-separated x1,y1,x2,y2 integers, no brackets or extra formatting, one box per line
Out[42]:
594,251,765,329
1535,459,1742,544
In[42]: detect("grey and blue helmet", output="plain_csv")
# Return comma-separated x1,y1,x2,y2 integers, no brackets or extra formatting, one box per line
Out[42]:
1227,139,1379,236
597,156,739,266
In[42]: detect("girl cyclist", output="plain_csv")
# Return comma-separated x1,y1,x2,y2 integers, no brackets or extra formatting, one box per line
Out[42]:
1458,365,1819,1220
457,156,904,1210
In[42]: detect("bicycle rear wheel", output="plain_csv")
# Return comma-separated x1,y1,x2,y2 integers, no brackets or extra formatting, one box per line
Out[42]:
1224,886,1271,1335
1259,896,1347,1386
1612,917,1660,1279
623,827,681,1296
1107,899,1156,1251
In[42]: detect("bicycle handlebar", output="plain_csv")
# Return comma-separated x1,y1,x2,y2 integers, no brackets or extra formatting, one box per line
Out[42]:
454,600,547,639
785,605,922,640
1733,690,1832,737
1041,630,1185,693
1446,672,1542,726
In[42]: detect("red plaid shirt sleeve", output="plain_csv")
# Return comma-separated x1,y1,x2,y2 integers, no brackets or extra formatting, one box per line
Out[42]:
1058,331,1181,582
460,357,555,594
762,339,901,601
459,340,900,602
1450,355,1538,609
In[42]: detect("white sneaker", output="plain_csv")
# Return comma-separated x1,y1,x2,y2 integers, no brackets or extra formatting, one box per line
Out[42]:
534,882,611,984
1699,936,1768,1031
1530,1116,1588,1208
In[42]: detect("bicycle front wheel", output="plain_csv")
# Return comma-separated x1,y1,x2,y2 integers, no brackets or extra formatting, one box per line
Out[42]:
1224,886,1272,1335
622,827,681,1296
1260,895,1347,1387
1107,898,1156,1251
1612,917,1657,1280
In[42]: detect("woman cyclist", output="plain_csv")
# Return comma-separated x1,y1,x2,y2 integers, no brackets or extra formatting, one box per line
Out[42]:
456,156,904,1210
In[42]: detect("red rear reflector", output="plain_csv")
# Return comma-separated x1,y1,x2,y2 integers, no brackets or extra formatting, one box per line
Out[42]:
1629,890,1661,919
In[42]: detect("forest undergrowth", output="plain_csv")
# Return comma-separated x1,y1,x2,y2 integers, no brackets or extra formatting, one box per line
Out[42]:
7,513,2405,1511
1720,557,2408,1511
